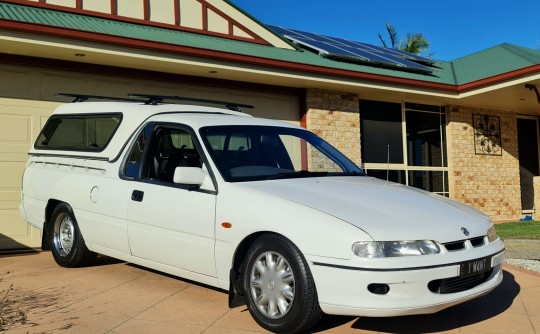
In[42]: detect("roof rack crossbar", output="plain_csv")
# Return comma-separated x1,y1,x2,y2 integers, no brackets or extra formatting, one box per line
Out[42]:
128,94,254,112
56,93,145,103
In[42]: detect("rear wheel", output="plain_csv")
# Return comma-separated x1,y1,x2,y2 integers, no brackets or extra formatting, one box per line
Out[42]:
50,203,96,267
242,234,322,333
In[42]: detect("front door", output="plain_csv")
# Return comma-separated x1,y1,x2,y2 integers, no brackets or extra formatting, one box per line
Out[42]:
517,117,540,211
124,124,217,277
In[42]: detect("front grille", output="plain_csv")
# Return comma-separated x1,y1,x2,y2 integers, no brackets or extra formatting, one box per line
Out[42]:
444,241,465,251
443,236,487,252
428,268,493,294
470,237,486,247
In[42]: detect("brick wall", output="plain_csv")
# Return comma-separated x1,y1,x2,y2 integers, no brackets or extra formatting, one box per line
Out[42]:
305,89,361,164
534,177,540,220
446,105,521,220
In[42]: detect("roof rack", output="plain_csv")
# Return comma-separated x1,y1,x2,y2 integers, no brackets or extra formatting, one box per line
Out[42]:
56,93,145,103
128,93,254,112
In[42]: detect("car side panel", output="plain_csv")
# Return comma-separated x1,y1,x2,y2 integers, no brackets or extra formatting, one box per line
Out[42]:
126,181,217,277
22,157,131,255
213,183,372,289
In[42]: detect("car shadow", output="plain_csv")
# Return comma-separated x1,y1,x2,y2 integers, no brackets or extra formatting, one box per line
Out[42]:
88,254,126,267
310,270,520,333
126,262,227,294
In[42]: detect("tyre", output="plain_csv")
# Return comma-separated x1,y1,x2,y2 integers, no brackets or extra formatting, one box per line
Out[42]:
50,203,96,267
242,234,322,333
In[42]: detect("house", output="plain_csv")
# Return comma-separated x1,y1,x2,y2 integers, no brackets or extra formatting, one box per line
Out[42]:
1,0,539,251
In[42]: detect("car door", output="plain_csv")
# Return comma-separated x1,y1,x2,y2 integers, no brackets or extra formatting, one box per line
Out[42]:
123,123,217,277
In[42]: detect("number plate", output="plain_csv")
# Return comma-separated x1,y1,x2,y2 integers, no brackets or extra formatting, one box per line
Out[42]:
459,256,491,278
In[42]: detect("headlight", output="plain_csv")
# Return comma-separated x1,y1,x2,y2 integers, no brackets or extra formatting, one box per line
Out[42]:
487,225,498,242
352,240,440,258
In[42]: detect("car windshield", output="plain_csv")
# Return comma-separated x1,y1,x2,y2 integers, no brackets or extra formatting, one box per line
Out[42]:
200,125,364,182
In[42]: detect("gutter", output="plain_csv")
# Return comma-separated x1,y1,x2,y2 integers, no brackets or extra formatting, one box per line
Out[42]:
1,15,539,96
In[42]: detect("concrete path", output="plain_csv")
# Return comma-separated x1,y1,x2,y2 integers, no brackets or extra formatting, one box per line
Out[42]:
1,252,539,334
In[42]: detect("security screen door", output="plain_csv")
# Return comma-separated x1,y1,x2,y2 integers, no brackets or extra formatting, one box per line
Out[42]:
517,117,540,212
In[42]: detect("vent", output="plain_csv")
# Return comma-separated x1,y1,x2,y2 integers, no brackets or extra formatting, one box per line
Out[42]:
470,237,486,248
428,269,493,294
443,236,487,252
443,241,466,252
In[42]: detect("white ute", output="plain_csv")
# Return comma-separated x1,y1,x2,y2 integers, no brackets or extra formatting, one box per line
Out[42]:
20,94,505,333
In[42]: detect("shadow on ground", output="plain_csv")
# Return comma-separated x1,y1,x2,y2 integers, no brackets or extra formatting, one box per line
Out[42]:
88,254,125,267
310,270,520,333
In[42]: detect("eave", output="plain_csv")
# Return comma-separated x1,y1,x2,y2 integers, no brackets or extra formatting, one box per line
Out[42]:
2,14,540,112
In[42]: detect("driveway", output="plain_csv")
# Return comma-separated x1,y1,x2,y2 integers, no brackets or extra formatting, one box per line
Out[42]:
1,252,539,333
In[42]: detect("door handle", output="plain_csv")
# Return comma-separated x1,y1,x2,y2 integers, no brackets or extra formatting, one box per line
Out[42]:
131,190,144,202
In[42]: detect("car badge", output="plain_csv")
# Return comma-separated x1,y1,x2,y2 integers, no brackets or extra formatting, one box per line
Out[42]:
461,227,470,236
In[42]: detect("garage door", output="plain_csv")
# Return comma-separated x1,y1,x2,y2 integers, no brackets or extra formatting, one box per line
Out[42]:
180,86,300,126
0,98,57,251
0,65,300,251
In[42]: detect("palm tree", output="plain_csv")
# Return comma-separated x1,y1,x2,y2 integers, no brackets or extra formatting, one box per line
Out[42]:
378,22,430,56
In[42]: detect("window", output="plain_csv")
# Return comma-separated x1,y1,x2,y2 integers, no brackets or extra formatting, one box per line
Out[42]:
360,100,403,164
360,101,448,196
200,126,363,182
35,114,121,151
364,170,406,184
124,124,202,183
408,171,448,196
406,110,447,167
124,123,153,179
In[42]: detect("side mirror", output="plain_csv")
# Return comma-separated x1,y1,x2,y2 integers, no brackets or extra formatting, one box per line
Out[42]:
173,167,205,186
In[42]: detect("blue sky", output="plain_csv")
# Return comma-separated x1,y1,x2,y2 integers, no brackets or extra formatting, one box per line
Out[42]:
230,0,540,61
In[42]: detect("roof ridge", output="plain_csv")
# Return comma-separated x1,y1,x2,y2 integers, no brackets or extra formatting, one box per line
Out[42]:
450,43,506,62
499,43,540,64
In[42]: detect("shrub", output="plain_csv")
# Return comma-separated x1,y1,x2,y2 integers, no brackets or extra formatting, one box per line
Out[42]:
0,272,27,332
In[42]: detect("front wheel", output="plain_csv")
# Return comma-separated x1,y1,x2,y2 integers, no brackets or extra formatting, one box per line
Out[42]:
50,203,96,267
242,234,322,333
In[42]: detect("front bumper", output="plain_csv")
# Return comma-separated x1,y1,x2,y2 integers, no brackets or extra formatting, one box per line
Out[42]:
308,245,505,317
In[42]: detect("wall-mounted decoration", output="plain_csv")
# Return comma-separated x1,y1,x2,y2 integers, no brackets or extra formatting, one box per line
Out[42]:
473,114,502,156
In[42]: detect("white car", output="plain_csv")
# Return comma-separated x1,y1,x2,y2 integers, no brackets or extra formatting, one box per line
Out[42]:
20,94,505,333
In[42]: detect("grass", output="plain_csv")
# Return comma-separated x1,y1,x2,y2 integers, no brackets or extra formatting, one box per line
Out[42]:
495,221,540,239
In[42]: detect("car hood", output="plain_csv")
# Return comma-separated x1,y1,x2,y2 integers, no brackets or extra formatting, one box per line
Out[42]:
238,176,491,243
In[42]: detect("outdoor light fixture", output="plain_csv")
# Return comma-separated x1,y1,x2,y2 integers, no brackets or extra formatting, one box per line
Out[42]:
525,84,540,104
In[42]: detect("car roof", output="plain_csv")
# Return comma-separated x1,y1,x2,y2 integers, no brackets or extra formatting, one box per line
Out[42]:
30,102,302,161
53,101,250,116
148,112,300,129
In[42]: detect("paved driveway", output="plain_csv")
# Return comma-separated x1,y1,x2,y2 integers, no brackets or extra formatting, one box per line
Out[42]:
1,252,539,333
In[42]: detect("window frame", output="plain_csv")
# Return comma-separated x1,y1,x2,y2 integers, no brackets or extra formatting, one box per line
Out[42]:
34,113,122,152
199,125,363,183
360,101,449,196
119,122,219,194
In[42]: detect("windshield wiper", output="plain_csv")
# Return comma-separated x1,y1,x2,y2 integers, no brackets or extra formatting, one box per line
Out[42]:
265,170,366,180
265,170,328,180
339,171,366,176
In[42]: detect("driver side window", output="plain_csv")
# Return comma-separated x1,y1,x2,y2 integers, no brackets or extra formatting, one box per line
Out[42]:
143,127,203,183
124,123,153,179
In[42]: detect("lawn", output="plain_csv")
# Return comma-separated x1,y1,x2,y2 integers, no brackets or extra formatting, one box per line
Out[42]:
495,221,540,239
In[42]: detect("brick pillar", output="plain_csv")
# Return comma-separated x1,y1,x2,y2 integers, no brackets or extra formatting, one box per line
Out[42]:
305,89,360,165
534,177,540,220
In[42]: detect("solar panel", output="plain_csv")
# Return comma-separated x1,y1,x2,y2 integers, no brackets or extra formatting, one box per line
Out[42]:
269,25,435,74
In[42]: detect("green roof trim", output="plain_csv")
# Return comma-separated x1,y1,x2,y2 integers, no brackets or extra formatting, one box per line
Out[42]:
1,2,539,87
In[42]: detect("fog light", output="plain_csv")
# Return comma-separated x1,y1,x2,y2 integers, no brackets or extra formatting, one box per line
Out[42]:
367,283,390,295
